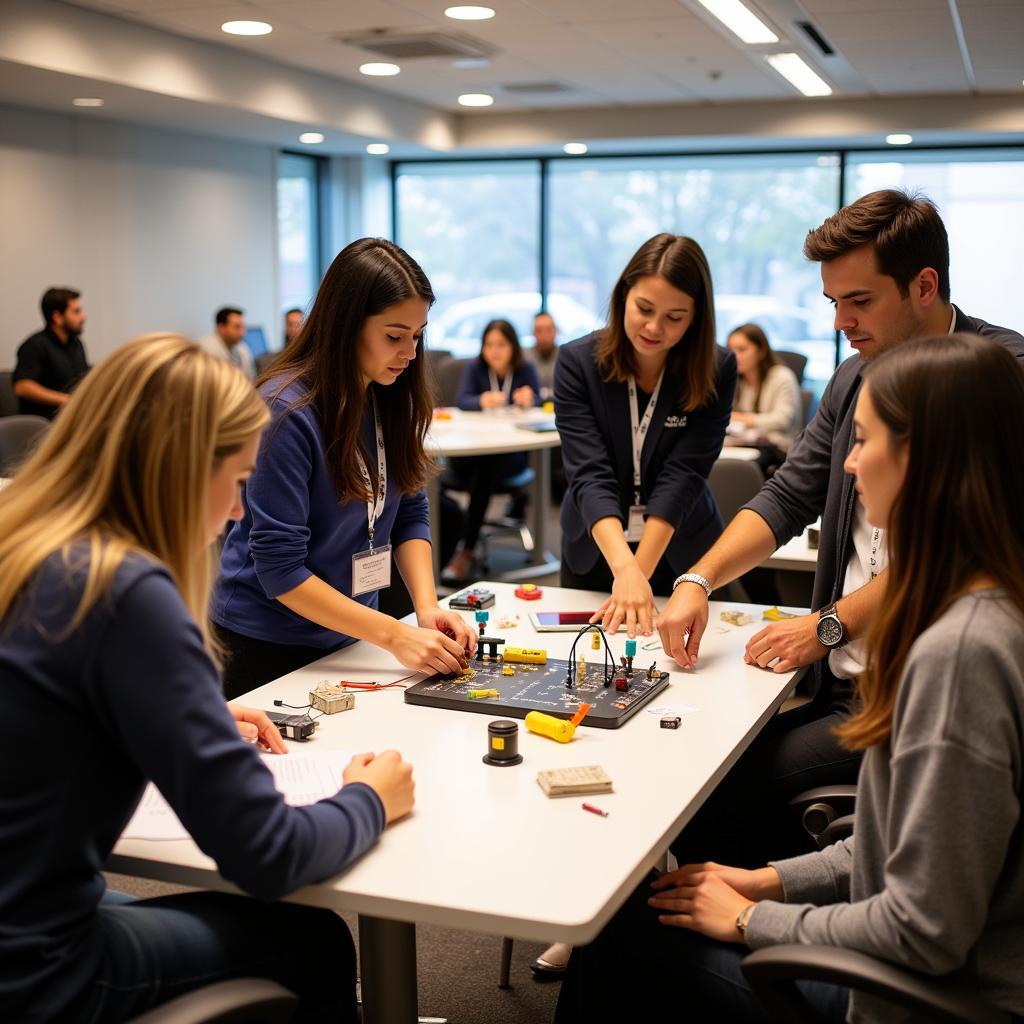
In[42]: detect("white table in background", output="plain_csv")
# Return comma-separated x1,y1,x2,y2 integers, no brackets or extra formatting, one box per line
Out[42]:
717,445,760,462
426,408,561,581
762,523,820,574
109,582,806,1024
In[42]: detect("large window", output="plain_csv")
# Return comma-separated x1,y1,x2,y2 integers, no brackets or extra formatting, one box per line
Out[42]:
395,161,542,356
277,152,322,342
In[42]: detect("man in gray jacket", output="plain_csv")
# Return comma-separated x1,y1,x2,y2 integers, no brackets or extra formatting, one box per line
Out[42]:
659,188,1024,864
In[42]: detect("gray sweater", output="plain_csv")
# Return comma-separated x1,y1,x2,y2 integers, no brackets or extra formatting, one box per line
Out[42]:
746,590,1024,1021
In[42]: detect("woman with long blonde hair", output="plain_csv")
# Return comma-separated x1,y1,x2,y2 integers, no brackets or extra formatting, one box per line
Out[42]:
556,334,1024,1022
0,336,414,1023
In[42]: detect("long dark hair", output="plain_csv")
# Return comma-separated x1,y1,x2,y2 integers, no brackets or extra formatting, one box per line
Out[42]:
730,322,777,409
477,318,523,373
837,334,1024,750
596,234,717,412
259,238,435,502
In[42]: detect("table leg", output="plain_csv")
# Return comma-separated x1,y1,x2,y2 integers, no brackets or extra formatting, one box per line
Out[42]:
529,447,551,569
359,915,418,1024
426,472,441,583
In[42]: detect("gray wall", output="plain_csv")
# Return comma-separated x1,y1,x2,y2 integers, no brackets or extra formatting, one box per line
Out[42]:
0,104,277,368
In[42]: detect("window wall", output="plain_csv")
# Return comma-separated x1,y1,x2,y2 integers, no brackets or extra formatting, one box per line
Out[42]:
277,152,322,344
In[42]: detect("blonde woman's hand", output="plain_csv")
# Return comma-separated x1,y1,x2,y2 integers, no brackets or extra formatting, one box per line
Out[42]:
227,704,288,754
343,750,415,825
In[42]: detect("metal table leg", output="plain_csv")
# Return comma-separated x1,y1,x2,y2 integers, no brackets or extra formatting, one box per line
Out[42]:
497,445,560,581
359,915,418,1024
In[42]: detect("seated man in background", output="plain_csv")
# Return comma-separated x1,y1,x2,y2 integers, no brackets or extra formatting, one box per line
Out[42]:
283,307,303,349
12,287,90,419
199,306,255,380
524,310,559,402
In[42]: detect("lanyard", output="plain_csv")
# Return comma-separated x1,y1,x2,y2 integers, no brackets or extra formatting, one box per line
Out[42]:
488,368,512,401
356,396,387,553
627,371,664,505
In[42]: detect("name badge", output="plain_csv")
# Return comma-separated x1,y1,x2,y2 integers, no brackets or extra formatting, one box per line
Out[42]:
352,544,392,597
626,505,646,543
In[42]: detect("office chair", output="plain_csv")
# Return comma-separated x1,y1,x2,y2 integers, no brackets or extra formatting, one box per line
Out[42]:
0,414,49,476
789,784,857,849
708,458,765,601
774,350,808,385
130,979,298,1024
742,945,1009,1024
0,371,18,417
434,356,472,409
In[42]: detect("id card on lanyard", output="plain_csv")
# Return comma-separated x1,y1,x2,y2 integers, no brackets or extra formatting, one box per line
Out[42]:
626,371,664,543
488,368,513,404
352,396,392,596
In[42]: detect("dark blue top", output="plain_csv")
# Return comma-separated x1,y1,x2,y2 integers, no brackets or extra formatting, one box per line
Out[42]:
455,360,541,411
0,551,386,1021
214,378,432,647
554,334,737,576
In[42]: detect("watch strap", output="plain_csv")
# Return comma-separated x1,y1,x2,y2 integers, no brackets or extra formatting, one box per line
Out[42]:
735,903,755,941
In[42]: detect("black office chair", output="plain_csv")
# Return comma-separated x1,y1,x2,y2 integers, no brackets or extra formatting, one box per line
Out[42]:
0,371,18,418
708,458,764,601
789,784,856,849
800,388,815,426
434,356,472,408
129,979,298,1023
742,945,1009,1023
775,350,808,385
0,414,49,476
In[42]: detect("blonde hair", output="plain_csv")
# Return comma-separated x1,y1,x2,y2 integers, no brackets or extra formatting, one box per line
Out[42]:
0,334,268,652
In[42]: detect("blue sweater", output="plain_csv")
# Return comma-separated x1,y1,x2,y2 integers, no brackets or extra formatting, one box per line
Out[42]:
214,378,432,647
455,360,541,411
0,552,385,1021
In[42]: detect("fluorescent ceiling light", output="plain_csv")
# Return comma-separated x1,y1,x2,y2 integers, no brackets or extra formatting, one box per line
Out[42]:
445,6,496,20
696,0,778,45
72,97,104,107
452,57,490,69
366,144,391,155
886,133,913,146
298,132,325,144
221,20,272,36
458,93,494,107
360,62,401,77
764,53,832,96
563,143,588,155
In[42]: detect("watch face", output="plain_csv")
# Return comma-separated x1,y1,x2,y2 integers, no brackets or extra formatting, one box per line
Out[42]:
817,615,843,647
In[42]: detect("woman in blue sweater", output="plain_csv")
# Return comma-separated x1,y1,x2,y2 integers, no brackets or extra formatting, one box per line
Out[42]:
0,336,415,1022
214,238,475,699
442,318,541,581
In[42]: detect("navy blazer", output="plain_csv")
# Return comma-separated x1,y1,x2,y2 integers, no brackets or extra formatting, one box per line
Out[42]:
455,360,541,411
554,333,737,577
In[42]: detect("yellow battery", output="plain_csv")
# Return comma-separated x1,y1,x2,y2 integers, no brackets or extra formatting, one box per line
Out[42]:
525,711,576,743
503,647,547,664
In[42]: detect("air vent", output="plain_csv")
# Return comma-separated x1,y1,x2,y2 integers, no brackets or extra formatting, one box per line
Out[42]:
338,30,496,61
797,21,834,57
501,81,572,95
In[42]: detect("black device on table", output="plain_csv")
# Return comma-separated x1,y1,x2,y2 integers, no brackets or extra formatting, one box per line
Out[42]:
449,588,495,610
265,710,317,741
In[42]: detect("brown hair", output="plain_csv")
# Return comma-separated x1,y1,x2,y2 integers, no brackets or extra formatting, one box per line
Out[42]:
259,238,435,502
836,333,1024,750
729,322,777,410
804,189,950,303
596,233,718,412
478,318,523,372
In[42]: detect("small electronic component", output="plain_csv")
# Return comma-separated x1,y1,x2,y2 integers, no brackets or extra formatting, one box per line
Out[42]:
591,630,601,651
468,688,500,699
660,715,682,730
576,655,586,682
614,675,628,692
503,647,546,664
646,661,658,680
536,764,612,796
807,527,820,551
514,583,543,600
483,719,523,767
495,614,519,629
763,606,798,621
461,667,476,677
720,610,754,627
450,588,495,610
309,683,356,715
502,666,515,676
265,711,317,741
524,703,592,744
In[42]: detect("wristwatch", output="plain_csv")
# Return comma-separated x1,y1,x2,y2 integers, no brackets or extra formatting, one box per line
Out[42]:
672,572,713,599
816,603,848,649
735,903,755,942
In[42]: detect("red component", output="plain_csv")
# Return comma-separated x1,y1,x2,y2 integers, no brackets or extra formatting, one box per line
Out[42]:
515,584,543,601
467,593,478,604
614,675,629,692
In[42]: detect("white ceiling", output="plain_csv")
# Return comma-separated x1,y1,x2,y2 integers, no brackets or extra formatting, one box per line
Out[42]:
61,0,1024,113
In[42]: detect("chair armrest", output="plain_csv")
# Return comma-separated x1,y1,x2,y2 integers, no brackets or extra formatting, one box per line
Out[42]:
741,945,1009,1024
787,785,858,811
818,814,855,847
130,979,298,1024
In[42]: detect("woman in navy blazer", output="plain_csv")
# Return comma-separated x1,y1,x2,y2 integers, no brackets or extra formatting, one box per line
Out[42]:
443,318,541,580
555,233,736,637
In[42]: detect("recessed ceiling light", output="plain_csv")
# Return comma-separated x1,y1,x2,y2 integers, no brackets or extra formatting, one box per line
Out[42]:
563,143,588,155
764,53,832,97
458,93,494,107
366,143,391,155
221,20,272,36
696,0,778,45
360,62,401,77
886,133,913,146
445,6,496,20
452,57,491,69
72,97,104,107
298,132,325,144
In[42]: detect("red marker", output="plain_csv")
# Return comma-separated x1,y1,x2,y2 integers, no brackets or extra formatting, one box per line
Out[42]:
582,803,609,817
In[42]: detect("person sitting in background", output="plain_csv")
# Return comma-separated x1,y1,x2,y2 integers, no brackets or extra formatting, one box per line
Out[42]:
525,310,559,401
12,287,90,419
284,307,303,349
727,322,802,473
442,318,540,582
556,333,1024,1023
0,335,415,1023
199,306,255,380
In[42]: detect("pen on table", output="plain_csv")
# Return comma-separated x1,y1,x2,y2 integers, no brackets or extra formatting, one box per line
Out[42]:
582,803,609,817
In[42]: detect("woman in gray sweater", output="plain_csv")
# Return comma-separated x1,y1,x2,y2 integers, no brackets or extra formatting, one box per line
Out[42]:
555,332,1024,1023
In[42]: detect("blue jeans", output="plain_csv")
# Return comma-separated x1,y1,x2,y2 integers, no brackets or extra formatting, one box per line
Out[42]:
555,872,848,1023
73,890,356,1023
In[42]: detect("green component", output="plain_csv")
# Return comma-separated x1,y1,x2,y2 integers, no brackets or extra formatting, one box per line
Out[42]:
625,639,637,657
475,610,489,623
